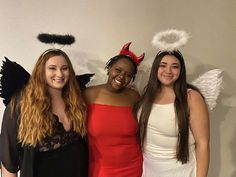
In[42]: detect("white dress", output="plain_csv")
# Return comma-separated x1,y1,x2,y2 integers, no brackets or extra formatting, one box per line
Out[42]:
141,103,196,177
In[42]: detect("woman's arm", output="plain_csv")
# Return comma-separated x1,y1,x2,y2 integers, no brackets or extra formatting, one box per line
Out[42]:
188,90,210,177
0,102,20,177
1,164,17,177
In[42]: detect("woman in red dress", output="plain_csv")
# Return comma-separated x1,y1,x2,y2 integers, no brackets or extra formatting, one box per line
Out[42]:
84,42,144,177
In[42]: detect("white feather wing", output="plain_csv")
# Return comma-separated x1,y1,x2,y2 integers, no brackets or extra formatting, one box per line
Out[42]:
191,69,223,111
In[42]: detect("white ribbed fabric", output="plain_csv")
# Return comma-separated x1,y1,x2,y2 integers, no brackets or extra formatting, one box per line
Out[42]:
141,103,196,177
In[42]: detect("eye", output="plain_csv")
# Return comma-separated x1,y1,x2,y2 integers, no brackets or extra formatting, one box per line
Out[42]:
125,74,133,78
159,64,166,68
115,68,121,73
126,73,133,78
61,66,68,71
48,67,56,70
172,65,180,69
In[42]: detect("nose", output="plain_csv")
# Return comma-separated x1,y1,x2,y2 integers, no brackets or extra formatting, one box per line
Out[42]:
118,72,125,79
56,69,63,76
166,66,171,73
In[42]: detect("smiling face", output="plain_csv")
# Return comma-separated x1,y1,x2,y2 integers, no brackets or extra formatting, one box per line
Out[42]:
157,55,181,88
44,55,70,91
106,58,135,92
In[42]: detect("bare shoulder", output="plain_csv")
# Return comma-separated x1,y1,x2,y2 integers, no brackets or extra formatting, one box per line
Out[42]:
188,89,205,103
126,88,140,103
84,85,99,93
83,85,102,103
188,89,208,111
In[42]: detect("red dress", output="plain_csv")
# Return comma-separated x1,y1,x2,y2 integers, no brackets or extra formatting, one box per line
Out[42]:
87,104,143,177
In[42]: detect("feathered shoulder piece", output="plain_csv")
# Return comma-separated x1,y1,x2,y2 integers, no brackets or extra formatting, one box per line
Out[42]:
191,69,223,111
0,57,30,105
76,73,94,90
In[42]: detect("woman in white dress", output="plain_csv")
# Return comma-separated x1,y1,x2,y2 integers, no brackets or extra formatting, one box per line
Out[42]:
134,50,209,177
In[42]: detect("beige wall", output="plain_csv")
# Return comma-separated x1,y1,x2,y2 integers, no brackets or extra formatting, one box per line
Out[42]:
0,0,235,176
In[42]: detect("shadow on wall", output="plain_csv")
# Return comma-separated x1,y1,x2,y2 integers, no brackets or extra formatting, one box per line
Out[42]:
207,70,234,177
131,50,157,94
133,65,150,93
70,51,107,86
208,94,228,177
220,72,236,177
230,128,236,177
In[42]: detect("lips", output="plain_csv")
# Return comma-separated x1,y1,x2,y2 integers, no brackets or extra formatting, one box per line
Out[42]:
162,75,173,79
53,78,65,83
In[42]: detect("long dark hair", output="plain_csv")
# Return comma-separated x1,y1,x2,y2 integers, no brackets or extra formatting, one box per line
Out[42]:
134,51,199,164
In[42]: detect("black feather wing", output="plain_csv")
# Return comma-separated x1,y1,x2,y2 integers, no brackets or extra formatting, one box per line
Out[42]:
76,73,94,90
0,57,30,105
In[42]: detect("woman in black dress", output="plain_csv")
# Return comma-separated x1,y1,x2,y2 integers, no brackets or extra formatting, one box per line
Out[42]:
0,49,88,177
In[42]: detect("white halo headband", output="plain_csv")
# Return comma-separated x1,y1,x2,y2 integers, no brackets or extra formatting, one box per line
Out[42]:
152,29,190,52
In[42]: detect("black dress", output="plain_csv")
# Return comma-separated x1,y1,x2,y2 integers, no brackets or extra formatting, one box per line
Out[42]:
0,103,88,177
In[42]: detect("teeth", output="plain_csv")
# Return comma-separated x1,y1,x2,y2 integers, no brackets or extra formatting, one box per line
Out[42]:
163,76,172,79
54,79,64,82
114,79,121,84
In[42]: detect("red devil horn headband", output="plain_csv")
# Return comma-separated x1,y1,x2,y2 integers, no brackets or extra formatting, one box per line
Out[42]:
119,42,145,65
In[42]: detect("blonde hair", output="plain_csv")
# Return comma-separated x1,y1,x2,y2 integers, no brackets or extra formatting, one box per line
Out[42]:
17,49,87,147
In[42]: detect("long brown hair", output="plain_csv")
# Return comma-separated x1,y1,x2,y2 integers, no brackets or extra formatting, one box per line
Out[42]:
17,49,87,146
134,51,199,164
